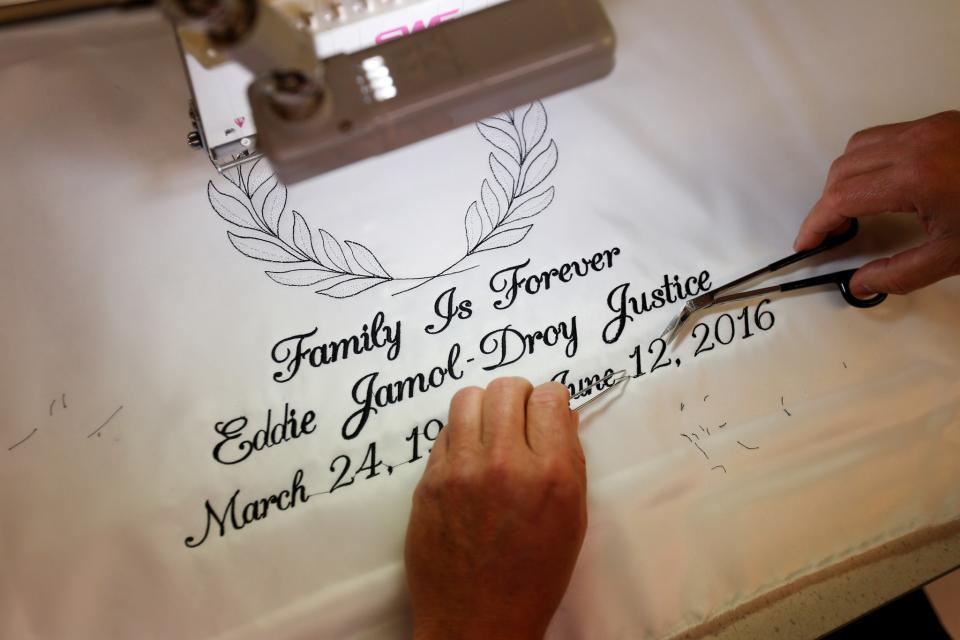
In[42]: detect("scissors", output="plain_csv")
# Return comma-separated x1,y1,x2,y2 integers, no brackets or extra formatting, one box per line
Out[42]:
660,219,887,346
569,370,629,412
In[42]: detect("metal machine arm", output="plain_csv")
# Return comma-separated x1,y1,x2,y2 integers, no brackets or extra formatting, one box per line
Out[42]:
167,0,616,184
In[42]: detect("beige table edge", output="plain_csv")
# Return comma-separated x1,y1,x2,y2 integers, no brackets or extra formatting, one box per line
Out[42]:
669,518,960,640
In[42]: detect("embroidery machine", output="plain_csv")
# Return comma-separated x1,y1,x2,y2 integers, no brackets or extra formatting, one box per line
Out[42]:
168,0,616,184
0,0,614,183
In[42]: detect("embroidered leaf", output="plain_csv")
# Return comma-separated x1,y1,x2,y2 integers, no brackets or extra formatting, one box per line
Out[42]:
319,229,350,272
245,158,273,197
227,232,301,263
261,180,287,235
521,102,548,157
488,113,514,125
311,273,354,290
480,179,500,226
292,212,319,262
477,120,521,165
504,187,555,224
489,153,515,203
266,269,339,287
345,241,391,278
250,176,276,227
208,182,258,231
522,139,558,194
210,100,554,300
225,167,244,191
479,115,514,129
464,202,484,251
318,276,389,299
473,225,534,253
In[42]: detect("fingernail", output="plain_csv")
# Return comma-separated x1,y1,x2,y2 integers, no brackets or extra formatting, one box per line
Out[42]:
851,283,873,298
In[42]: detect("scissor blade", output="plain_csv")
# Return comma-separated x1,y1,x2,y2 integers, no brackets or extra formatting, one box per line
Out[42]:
660,293,717,346
660,305,692,346
571,369,629,412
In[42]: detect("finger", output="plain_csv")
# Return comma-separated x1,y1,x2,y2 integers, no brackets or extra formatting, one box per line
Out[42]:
851,239,960,296
825,142,898,185
845,120,915,152
481,377,533,451
794,167,914,251
425,423,449,472
525,382,577,456
444,386,484,457
569,403,586,468
570,411,585,452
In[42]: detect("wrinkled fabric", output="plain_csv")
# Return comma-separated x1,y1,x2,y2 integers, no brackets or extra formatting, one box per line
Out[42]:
1,2,959,639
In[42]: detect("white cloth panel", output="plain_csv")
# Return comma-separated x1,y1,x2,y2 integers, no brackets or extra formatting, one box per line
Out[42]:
1,2,959,639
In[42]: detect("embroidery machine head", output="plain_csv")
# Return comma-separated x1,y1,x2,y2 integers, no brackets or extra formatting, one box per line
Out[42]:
166,0,616,184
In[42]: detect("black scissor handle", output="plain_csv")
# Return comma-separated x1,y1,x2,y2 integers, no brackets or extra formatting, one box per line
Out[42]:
780,268,887,308
834,269,887,308
768,219,860,272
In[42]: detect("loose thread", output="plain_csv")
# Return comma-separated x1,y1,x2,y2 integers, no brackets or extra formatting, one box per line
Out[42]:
87,405,124,439
7,428,37,452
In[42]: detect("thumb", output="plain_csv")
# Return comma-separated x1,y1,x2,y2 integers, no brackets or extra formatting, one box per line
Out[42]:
851,239,960,296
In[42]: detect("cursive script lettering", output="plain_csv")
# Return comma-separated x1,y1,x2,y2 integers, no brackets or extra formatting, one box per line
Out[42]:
271,311,401,383
212,403,317,465
490,248,621,310
480,316,578,371
425,286,473,335
184,468,309,548
342,343,464,440
552,367,618,398
603,272,712,344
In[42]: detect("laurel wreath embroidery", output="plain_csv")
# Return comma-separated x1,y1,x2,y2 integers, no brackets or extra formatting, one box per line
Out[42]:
207,101,558,298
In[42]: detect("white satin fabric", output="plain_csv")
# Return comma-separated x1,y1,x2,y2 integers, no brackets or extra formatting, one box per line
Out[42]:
1,2,959,639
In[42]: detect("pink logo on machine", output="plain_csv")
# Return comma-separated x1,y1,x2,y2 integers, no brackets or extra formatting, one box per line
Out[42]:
375,9,461,44
234,116,246,128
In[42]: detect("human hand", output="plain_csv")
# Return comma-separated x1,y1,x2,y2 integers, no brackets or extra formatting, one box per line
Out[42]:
795,110,960,296
405,378,587,640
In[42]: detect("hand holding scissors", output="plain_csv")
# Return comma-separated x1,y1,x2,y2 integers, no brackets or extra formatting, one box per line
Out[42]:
660,219,887,346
